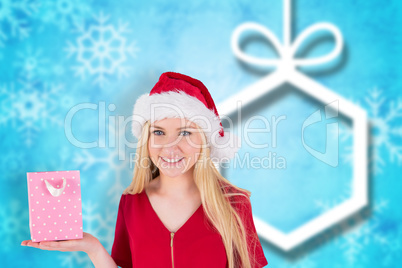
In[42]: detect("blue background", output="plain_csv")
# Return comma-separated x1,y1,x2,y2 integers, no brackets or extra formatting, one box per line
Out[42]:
1,0,401,267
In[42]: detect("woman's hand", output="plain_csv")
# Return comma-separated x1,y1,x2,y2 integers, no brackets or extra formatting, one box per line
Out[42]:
21,232,101,256
21,232,118,267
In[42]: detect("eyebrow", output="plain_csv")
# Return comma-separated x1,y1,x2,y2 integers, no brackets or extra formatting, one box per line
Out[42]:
150,126,197,130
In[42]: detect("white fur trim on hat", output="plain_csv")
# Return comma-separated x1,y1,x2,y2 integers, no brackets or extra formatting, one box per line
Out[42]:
131,91,241,162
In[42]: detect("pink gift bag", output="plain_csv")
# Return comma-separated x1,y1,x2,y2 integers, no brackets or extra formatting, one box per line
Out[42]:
27,170,83,242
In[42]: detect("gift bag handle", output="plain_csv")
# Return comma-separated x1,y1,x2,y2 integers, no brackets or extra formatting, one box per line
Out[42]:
44,178,67,197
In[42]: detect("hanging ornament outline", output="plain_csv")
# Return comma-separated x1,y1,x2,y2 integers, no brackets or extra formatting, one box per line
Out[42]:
218,0,368,251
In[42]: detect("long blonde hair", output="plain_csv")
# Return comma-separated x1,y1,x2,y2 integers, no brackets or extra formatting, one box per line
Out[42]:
124,120,258,268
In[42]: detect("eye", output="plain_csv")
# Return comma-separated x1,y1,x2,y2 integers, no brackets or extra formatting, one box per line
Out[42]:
180,131,191,136
152,130,163,135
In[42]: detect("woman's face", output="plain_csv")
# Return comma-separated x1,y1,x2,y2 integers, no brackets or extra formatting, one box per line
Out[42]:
148,118,204,178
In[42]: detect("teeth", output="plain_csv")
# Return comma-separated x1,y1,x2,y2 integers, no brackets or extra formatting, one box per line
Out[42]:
161,157,183,163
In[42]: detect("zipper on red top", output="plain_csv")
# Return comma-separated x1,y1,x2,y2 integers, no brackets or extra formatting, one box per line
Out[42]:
170,232,175,268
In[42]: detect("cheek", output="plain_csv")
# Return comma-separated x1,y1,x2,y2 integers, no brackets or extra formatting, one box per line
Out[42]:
148,141,159,158
148,135,164,147
182,136,203,154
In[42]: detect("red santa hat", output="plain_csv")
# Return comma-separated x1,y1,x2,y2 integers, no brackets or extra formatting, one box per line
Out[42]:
131,72,240,162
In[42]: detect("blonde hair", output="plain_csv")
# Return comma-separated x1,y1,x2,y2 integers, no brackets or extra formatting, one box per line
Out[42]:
124,120,258,268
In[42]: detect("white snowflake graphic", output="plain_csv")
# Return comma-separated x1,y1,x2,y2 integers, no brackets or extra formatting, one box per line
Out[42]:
37,0,92,31
65,122,133,266
59,201,116,268
60,251,92,268
336,120,354,166
65,12,139,87
82,201,116,249
74,150,129,196
73,119,133,203
364,88,402,173
13,45,68,78
381,224,402,266
335,199,389,265
74,148,132,203
0,0,39,45
14,46,49,79
343,88,402,174
0,199,29,251
0,76,65,146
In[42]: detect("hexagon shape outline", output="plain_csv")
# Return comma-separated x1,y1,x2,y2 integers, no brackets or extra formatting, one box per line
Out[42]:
217,68,368,251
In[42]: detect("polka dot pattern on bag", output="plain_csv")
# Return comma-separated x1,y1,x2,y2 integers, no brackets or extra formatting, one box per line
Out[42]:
27,170,83,242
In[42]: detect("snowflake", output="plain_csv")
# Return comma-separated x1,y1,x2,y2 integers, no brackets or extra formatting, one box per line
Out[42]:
381,224,402,266
14,45,49,79
335,199,389,265
73,119,133,203
37,0,92,31
13,44,68,78
0,0,39,45
336,120,354,166
82,201,116,249
60,251,92,268
0,199,29,251
0,76,65,146
364,88,402,173
59,201,117,267
74,148,131,202
65,12,139,87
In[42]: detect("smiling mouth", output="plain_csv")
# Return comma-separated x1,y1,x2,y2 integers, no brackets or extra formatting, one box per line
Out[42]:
160,157,184,163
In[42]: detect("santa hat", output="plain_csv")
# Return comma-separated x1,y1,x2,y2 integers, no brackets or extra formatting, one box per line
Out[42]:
131,72,240,162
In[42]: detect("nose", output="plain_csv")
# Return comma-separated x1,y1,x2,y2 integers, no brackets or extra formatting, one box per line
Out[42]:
160,135,183,154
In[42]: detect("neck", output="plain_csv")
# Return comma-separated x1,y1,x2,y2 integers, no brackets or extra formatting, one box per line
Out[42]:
154,169,199,198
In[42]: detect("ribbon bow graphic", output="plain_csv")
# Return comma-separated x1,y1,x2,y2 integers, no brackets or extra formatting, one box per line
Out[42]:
231,0,343,72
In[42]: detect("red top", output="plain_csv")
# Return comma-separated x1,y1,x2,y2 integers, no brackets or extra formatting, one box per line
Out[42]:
111,190,268,268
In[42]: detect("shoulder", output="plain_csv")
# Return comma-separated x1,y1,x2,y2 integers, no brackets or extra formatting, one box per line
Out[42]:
219,181,252,210
118,191,144,210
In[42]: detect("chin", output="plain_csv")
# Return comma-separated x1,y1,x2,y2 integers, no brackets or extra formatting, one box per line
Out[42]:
158,170,186,178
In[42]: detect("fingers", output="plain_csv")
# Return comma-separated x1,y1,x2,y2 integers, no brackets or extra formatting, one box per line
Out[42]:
37,242,65,251
25,241,41,248
38,241,61,247
21,236,91,253
21,240,70,251
21,240,44,247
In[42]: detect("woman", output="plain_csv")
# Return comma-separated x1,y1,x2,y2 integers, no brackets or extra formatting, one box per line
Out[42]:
21,72,268,268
